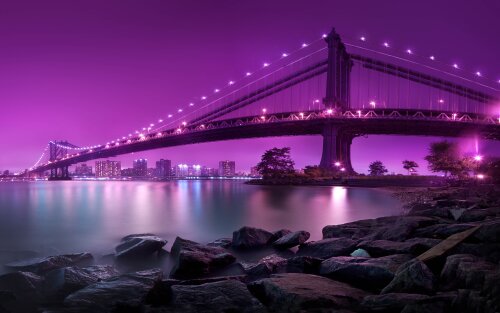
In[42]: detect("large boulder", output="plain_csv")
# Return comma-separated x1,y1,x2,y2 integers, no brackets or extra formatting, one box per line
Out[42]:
232,227,273,249
373,216,438,241
166,280,266,312
115,234,167,259
319,254,413,290
297,238,357,259
413,223,475,239
381,259,436,295
473,219,500,242
169,237,235,279
268,229,292,243
440,254,497,291
286,256,322,274
361,293,431,313
273,230,310,249
245,254,287,280
322,216,399,240
43,265,119,300
0,271,44,312
450,242,500,263
64,269,163,312
207,238,232,248
357,238,440,257
4,253,93,274
248,273,370,312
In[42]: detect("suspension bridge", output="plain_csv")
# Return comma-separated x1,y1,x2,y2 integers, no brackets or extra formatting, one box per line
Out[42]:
21,28,500,179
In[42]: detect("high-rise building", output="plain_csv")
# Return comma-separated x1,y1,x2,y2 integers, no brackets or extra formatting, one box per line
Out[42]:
175,164,188,178
74,163,93,176
121,168,134,177
219,160,235,177
201,166,218,177
155,159,171,178
188,165,201,177
95,160,121,177
133,159,148,176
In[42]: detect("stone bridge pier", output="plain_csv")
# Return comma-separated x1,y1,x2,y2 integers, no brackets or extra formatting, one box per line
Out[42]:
319,123,355,173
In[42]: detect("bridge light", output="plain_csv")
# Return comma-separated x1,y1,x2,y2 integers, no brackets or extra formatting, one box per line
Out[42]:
261,116,266,120
127,140,131,143
282,53,288,57
168,114,172,118
360,36,366,42
201,96,207,100
156,132,162,137
369,101,376,108
474,155,483,161
142,127,146,131
357,110,362,117
263,63,270,68
89,149,93,152
452,113,457,120
228,81,234,85
115,142,119,146
340,167,346,172
322,34,327,38
453,63,459,69
477,174,485,179
334,162,341,167
438,99,444,103
182,121,187,126
299,112,304,119
178,109,183,112
326,109,333,114
429,56,435,60
200,124,205,128
262,108,267,113
150,123,154,127
214,89,220,93
383,42,389,48
314,99,320,103
158,119,163,123
475,71,482,77
406,49,413,54
302,43,308,48
246,72,252,76
176,128,181,133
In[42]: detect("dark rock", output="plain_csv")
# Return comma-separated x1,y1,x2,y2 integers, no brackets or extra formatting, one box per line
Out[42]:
357,238,440,257
320,254,413,290
450,242,500,263
64,269,162,313
297,238,357,259
473,218,500,242
286,256,322,274
246,254,287,280
168,280,265,312
43,265,119,300
0,271,44,313
207,238,232,248
248,273,369,312
381,259,436,295
169,237,235,279
115,234,167,259
360,293,430,313
322,216,399,240
273,230,310,249
374,216,438,241
458,207,500,222
4,253,93,274
413,223,475,239
440,254,497,291
232,226,273,249
268,229,292,243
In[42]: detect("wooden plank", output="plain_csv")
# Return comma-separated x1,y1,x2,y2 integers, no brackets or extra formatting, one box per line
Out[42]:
417,225,481,262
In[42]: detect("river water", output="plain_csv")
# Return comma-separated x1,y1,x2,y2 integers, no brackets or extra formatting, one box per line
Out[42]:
0,180,401,262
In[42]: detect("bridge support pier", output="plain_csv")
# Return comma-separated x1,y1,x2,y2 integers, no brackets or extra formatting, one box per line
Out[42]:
49,166,71,181
319,124,354,173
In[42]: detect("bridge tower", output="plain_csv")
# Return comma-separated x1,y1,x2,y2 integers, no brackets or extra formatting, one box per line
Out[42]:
320,28,355,172
49,141,70,180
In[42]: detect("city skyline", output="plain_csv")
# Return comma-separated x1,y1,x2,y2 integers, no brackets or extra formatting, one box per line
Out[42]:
1,0,499,175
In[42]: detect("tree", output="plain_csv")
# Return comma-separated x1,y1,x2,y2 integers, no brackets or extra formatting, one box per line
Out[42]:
424,140,462,177
402,160,419,175
368,161,388,176
303,165,337,177
256,147,295,178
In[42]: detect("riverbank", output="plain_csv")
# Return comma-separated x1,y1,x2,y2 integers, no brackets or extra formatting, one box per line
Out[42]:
247,175,447,187
0,185,498,312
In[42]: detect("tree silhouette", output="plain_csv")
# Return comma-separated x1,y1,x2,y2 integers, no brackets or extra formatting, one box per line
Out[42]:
424,140,462,177
368,161,388,176
256,147,295,178
402,160,419,175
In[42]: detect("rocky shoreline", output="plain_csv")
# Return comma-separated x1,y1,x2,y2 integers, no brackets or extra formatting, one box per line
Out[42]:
0,185,499,313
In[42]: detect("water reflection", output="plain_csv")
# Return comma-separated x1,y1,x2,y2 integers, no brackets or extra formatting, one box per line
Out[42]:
0,181,401,257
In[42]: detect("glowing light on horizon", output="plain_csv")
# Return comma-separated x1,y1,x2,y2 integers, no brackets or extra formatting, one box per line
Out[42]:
406,49,413,54
383,42,389,47
474,155,483,161
369,101,376,107
322,34,327,38
246,72,252,76
282,53,288,57
477,174,485,179
214,88,220,93
228,81,234,85
475,71,482,77
301,43,308,48
429,56,435,60
360,36,366,41
326,109,333,114
263,63,270,67
334,162,341,167
201,96,207,100
453,63,459,69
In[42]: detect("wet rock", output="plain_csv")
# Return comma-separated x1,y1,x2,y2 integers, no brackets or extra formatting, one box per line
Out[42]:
297,238,357,259
286,256,322,274
273,230,310,249
169,237,235,279
413,223,475,239
320,254,414,291
381,259,436,295
4,253,93,274
0,271,44,313
43,265,119,300
248,273,369,312
440,254,497,291
473,218,500,242
360,293,430,313
232,226,273,249
246,254,287,280
357,238,440,257
322,216,398,240
268,229,292,243
207,238,232,248
168,280,265,313
374,216,438,241
64,269,162,313
115,234,167,260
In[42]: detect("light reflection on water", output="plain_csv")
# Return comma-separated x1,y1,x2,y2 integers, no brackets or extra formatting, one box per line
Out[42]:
0,181,401,257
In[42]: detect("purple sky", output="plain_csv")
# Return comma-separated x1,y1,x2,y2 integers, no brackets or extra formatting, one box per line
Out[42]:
1,0,499,174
